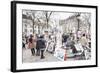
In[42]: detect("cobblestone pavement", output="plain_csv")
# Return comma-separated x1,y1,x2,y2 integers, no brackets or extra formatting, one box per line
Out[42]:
22,49,60,63
22,49,88,63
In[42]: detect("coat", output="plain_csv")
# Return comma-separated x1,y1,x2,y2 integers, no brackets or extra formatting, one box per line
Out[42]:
80,36,88,46
28,38,36,49
36,39,46,50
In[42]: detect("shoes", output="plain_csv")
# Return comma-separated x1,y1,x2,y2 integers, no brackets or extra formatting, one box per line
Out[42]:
31,54,35,56
36,54,40,56
41,56,45,59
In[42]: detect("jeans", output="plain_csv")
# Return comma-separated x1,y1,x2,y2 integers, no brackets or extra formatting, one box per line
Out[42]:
36,49,40,56
40,48,45,59
31,48,35,55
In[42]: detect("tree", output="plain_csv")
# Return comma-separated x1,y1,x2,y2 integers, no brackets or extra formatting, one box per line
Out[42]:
36,18,41,34
31,10,36,33
72,13,81,41
82,13,91,31
43,11,52,29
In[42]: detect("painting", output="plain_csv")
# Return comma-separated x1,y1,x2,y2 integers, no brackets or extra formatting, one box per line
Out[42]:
11,1,98,72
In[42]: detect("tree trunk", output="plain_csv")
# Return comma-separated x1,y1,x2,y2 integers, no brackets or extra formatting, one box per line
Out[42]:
47,19,48,29
76,18,80,42
33,20,34,33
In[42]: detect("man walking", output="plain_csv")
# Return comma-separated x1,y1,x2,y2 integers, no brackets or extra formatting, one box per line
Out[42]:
36,35,46,59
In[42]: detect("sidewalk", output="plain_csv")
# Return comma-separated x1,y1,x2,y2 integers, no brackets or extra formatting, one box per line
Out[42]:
22,49,60,63
22,48,88,63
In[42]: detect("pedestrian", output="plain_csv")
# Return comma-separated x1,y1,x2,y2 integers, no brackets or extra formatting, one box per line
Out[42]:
28,34,36,56
24,36,29,49
36,35,40,56
80,33,89,59
62,33,69,46
36,35,46,59
80,34,88,48
22,38,25,49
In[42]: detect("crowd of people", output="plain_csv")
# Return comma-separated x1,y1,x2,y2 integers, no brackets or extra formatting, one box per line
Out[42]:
61,32,91,60
22,30,91,60
22,31,56,59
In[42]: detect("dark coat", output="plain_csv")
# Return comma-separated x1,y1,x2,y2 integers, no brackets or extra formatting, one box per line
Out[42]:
36,39,46,49
62,35,69,43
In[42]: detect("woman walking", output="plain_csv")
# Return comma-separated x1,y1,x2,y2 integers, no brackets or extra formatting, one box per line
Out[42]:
28,34,36,56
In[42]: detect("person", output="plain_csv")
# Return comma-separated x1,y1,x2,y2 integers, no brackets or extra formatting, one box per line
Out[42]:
36,35,40,56
28,34,36,56
36,35,46,59
62,33,69,46
80,34,88,48
44,31,50,52
81,33,91,59
69,33,74,41
22,38,26,49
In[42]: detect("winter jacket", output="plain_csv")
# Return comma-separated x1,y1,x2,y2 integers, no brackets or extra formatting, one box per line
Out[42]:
36,39,46,49
28,38,36,49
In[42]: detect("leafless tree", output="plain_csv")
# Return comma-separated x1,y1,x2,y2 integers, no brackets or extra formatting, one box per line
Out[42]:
82,13,91,31
30,10,36,33
43,11,53,29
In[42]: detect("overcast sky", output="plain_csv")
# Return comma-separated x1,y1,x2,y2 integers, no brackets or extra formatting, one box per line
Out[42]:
23,10,74,20
50,12,74,20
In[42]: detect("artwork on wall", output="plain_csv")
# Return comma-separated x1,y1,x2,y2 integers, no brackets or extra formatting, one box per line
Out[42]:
11,1,98,72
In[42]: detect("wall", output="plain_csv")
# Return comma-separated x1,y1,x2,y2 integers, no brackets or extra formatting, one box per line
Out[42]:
0,0,99,73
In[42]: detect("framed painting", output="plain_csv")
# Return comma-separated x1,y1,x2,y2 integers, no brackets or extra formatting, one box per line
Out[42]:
11,1,98,72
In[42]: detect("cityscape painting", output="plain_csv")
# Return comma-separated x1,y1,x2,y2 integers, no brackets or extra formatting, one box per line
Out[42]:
22,10,91,63
11,1,97,72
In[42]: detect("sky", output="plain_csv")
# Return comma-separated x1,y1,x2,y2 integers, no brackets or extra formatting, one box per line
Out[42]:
50,12,74,20
23,10,74,20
